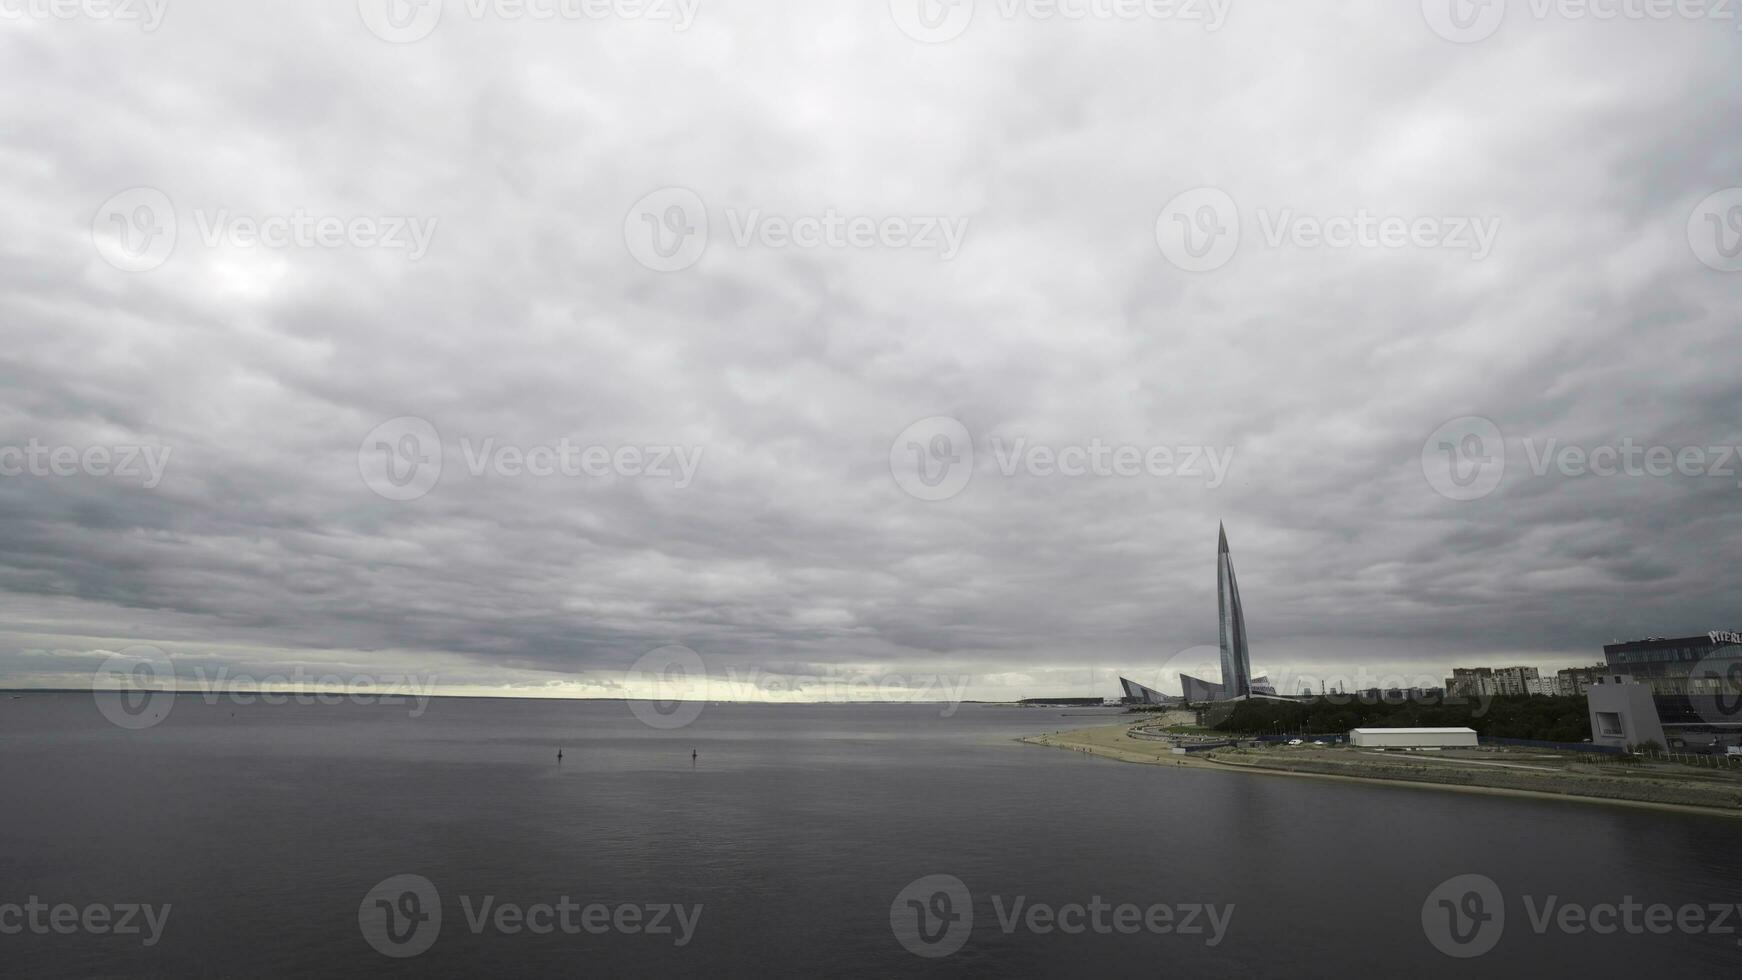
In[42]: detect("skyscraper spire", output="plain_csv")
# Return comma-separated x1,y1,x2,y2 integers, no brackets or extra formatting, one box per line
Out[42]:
1217,524,1251,699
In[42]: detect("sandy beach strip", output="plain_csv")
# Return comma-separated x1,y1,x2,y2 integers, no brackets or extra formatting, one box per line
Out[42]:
1019,720,1742,819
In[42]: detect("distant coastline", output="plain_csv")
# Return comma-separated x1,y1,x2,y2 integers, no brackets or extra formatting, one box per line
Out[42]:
0,689,1028,706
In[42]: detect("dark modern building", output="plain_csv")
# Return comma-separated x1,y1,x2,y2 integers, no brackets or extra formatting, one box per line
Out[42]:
1179,670,1275,702
1588,631,1742,751
1602,632,1742,694
1118,677,1181,706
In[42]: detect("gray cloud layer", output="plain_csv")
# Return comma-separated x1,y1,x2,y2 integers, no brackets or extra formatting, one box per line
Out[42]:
1,2,1738,698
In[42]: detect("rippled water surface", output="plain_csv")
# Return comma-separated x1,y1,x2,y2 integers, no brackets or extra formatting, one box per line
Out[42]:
2,693,1738,977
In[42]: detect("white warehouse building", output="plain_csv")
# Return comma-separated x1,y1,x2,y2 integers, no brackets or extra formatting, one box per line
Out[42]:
1348,727,1478,749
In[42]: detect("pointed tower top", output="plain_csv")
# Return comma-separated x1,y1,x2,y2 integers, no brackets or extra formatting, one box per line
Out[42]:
1218,523,1229,554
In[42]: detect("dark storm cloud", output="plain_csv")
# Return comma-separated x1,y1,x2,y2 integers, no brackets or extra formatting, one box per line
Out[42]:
0,1,1738,697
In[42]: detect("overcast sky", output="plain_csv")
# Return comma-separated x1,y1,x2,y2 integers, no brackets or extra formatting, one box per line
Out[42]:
1,1,1738,701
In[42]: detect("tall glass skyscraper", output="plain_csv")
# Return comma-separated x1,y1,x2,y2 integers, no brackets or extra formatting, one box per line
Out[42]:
1217,523,1252,700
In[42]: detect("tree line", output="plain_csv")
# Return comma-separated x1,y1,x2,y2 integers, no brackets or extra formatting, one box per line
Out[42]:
1212,694,1593,743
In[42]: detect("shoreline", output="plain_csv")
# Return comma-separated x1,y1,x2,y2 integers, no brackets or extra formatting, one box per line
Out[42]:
1020,721,1742,820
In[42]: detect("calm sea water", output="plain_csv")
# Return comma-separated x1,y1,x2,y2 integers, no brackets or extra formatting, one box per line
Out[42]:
1,693,1738,977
